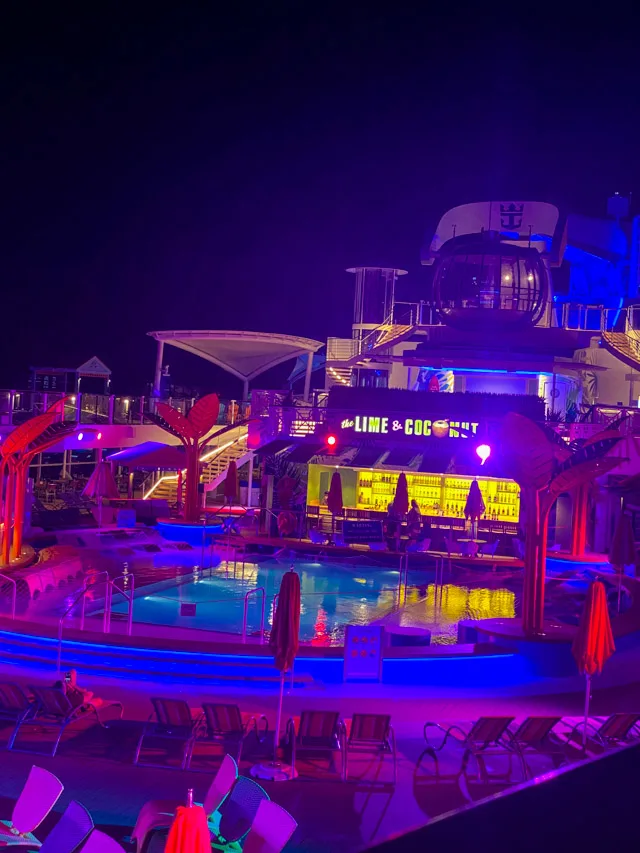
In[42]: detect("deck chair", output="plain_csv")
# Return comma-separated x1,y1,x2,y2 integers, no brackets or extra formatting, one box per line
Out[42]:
0,683,37,742
130,754,238,853
80,831,125,853
507,717,568,778
424,716,516,782
308,529,328,546
40,802,93,853
9,687,123,757
481,539,500,558
0,766,64,848
343,714,397,785
565,712,640,750
197,703,268,765
242,801,297,853
134,698,203,770
285,710,344,778
210,777,270,848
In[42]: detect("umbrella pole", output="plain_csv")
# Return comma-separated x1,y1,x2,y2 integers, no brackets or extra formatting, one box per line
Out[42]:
582,673,591,748
274,671,285,763
618,572,622,613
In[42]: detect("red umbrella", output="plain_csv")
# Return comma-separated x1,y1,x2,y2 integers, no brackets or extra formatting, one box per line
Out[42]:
223,460,239,505
393,472,409,517
165,802,209,853
326,471,343,516
572,580,615,745
609,512,636,611
464,479,486,539
83,462,119,527
253,569,300,781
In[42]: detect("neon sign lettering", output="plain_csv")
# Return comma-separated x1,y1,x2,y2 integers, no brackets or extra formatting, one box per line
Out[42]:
349,415,479,439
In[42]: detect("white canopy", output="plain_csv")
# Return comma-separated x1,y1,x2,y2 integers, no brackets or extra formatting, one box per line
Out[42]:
148,330,323,385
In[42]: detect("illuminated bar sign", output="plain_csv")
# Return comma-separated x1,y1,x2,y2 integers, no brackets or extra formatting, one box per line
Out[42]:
339,414,480,439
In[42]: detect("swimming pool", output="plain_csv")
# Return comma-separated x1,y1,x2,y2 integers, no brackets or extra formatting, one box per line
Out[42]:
107,556,522,646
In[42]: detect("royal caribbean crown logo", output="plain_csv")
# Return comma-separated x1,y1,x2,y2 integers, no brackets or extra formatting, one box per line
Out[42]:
499,202,524,230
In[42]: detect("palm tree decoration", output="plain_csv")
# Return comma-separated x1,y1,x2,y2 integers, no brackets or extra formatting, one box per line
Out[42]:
1,398,77,564
501,412,625,635
147,394,221,522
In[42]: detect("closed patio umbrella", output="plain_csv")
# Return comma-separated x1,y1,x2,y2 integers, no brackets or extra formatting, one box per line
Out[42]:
609,512,636,611
393,472,409,517
464,480,486,540
223,460,239,505
572,580,615,746
327,470,343,531
165,798,209,853
252,568,300,782
83,462,119,527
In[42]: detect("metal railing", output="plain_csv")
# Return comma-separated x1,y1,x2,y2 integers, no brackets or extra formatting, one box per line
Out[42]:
0,572,17,619
242,587,266,643
0,391,252,428
57,572,135,670
104,574,135,636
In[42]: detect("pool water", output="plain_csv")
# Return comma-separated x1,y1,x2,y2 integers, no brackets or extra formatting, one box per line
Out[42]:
74,552,624,648
107,556,522,646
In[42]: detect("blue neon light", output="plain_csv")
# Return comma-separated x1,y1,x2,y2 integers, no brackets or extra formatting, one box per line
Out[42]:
420,366,547,376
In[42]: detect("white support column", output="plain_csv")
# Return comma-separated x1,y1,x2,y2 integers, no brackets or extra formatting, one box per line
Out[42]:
243,379,249,402
153,340,165,398
246,453,254,508
61,450,68,479
303,351,314,402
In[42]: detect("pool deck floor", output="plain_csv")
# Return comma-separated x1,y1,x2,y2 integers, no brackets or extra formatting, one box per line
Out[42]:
0,666,638,853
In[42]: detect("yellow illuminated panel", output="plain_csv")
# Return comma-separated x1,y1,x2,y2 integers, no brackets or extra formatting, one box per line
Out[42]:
354,468,520,522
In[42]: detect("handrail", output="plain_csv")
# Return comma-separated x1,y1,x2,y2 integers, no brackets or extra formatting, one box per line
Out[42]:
242,587,265,644
57,586,93,671
105,574,135,636
0,572,17,619
58,572,134,669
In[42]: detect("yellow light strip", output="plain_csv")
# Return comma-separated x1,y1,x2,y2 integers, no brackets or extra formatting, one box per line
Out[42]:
142,437,245,499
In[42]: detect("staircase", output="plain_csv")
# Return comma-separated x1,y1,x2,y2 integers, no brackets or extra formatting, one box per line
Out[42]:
145,426,251,504
345,323,415,366
601,330,640,370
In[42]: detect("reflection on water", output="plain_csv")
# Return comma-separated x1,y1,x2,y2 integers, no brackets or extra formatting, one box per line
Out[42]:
397,583,516,644
104,554,519,647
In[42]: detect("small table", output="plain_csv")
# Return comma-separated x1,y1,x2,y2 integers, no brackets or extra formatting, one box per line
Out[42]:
457,538,487,557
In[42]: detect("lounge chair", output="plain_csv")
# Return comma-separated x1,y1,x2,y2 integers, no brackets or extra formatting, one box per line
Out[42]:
480,539,500,558
80,831,126,853
285,710,344,778
40,802,93,853
209,777,270,849
0,683,37,742
0,766,63,848
131,754,238,853
423,716,516,782
242,801,297,853
134,698,203,770
507,716,569,778
197,703,268,765
564,712,640,750
343,714,397,785
9,687,123,757
308,529,328,546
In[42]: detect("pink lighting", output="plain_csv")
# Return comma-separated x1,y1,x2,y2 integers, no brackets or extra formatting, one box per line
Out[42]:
476,444,491,465
326,434,337,447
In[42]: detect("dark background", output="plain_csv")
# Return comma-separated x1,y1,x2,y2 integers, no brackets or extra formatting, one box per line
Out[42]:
2,4,639,394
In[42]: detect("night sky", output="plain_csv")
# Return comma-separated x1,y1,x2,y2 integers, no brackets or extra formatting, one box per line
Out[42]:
3,6,639,395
